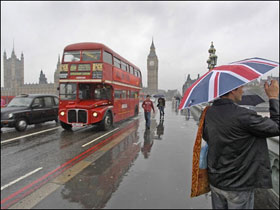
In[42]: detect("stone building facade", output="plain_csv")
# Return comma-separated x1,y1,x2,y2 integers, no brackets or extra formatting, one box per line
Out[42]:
1,48,60,97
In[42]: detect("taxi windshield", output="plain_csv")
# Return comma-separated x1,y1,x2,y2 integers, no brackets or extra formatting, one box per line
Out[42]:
7,97,33,107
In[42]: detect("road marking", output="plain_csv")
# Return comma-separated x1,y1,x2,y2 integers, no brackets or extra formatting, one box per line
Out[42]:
1,121,137,209
1,167,43,191
52,160,92,184
82,128,119,147
8,182,60,209
1,127,60,144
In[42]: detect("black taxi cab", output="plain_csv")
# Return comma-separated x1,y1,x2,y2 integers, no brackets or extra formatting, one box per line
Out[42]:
1,94,59,131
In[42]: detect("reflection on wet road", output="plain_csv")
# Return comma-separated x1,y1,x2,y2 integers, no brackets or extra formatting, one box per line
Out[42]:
35,120,140,209
1,102,212,209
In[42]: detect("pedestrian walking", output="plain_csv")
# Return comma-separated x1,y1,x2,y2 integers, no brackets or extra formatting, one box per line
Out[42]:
142,95,155,129
157,97,165,119
202,80,279,209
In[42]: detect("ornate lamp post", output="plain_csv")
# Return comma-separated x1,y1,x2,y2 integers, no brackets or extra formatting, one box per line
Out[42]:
207,41,218,71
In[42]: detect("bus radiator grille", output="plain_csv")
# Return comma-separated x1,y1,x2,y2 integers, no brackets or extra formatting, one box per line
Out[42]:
67,109,87,123
78,110,87,123
68,110,76,123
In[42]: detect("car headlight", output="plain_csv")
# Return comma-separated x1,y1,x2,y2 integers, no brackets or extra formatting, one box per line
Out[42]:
93,112,98,117
60,111,65,116
8,113,14,119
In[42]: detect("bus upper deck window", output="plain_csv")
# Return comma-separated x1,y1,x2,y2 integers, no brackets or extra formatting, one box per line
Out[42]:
64,51,81,62
82,50,101,61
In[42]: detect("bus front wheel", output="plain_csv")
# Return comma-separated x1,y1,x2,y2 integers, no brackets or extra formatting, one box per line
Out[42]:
100,112,113,131
60,121,72,131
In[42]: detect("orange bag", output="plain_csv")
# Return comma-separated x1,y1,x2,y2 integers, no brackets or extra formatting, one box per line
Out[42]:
190,106,210,197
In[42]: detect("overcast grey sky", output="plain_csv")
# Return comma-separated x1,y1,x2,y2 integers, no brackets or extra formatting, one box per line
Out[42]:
1,1,279,92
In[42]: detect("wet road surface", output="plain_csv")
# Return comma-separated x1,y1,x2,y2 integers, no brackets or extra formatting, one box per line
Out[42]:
35,102,212,209
1,101,212,209
1,101,275,209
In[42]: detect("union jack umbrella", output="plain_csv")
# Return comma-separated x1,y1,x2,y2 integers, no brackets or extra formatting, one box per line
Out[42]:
179,57,279,109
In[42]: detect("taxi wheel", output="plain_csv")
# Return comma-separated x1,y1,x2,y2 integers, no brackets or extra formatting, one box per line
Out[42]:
101,112,112,131
15,118,28,132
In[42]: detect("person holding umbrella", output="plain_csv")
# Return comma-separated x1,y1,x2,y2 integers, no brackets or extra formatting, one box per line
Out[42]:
203,80,279,209
157,97,165,119
179,58,279,209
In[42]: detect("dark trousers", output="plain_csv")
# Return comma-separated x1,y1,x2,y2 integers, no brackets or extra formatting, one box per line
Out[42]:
158,106,165,118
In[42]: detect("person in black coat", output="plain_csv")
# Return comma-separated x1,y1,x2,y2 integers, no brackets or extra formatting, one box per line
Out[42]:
203,80,279,209
157,97,165,119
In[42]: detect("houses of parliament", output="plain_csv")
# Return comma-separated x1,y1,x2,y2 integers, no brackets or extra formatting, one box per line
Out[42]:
1,47,60,97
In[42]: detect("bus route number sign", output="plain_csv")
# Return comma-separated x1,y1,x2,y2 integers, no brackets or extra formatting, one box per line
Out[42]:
92,63,103,71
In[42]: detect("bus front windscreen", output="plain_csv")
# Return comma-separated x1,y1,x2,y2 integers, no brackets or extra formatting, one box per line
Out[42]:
82,50,101,61
63,51,81,62
59,83,77,100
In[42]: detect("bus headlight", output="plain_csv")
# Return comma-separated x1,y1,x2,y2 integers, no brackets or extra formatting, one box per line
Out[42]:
60,111,65,116
93,112,98,117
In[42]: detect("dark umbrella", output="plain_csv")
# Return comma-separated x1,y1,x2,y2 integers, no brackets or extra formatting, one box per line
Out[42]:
237,94,265,106
153,94,165,98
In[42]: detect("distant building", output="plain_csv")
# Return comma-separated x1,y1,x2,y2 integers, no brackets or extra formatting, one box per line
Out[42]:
147,39,159,94
260,75,279,86
166,89,181,101
1,48,60,97
141,39,181,100
39,70,48,84
3,48,24,89
182,74,200,96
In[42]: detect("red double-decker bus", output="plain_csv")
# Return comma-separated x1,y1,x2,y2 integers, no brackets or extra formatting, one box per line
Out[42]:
58,42,142,131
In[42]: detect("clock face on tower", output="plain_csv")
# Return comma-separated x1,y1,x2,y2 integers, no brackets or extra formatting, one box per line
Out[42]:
149,60,154,66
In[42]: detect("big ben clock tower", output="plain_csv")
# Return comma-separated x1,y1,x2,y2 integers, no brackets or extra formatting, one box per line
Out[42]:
147,39,158,94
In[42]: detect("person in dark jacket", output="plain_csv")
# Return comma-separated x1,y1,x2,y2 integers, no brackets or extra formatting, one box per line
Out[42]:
157,97,165,119
203,80,279,209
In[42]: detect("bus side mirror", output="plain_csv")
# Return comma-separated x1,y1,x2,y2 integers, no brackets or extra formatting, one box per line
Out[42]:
57,87,60,91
